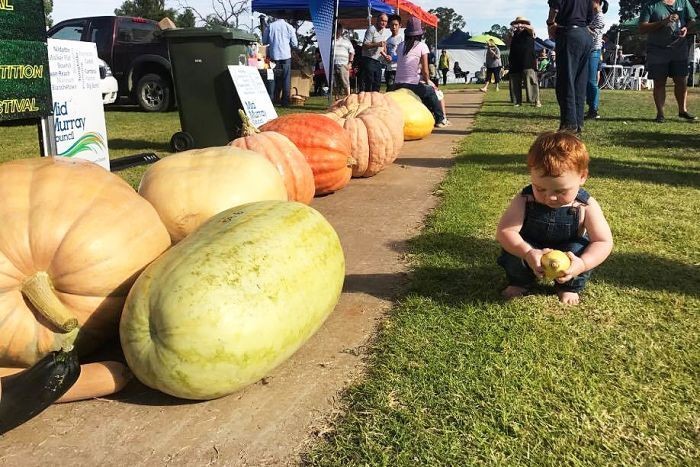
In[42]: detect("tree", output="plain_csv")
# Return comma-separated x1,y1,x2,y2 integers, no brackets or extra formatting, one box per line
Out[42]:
482,24,508,41
425,7,466,48
177,8,196,27
115,0,198,27
179,0,250,29
44,0,53,27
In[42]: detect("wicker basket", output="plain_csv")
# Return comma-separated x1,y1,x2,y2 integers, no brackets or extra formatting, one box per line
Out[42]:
289,87,306,107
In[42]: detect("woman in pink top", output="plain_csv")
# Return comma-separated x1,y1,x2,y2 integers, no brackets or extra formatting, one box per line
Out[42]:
391,16,447,127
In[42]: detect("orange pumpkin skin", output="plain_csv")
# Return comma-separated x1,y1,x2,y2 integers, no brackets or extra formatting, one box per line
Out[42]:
0,157,171,367
229,131,315,205
260,114,353,195
327,92,404,177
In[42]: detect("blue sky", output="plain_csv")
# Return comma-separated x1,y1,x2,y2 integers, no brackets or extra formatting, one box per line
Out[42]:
53,1,621,39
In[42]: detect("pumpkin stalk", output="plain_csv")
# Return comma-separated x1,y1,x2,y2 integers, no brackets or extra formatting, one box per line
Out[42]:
238,109,259,137
21,272,78,332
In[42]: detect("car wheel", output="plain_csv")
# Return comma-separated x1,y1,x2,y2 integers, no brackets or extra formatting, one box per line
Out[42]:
136,73,172,112
170,131,195,152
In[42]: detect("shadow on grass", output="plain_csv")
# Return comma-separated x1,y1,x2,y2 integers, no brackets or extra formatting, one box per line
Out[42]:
109,138,171,153
457,153,699,188
608,129,700,149
478,110,559,120
404,233,505,306
597,252,700,297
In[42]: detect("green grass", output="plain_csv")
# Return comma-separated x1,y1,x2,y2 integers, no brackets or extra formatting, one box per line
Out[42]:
305,88,700,465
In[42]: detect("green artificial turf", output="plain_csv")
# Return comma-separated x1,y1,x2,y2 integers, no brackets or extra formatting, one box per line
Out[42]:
305,88,700,465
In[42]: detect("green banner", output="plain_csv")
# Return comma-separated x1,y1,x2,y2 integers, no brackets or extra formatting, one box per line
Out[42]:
0,39,52,121
0,0,47,42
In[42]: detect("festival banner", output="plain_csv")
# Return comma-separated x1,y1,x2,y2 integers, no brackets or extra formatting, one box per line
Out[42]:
47,39,110,170
309,0,339,84
0,0,52,121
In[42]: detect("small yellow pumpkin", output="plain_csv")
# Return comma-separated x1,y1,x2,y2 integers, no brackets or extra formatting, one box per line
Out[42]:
138,146,288,243
386,88,435,140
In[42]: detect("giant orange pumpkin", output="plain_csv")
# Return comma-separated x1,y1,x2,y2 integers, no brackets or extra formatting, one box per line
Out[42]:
0,157,171,367
260,114,353,195
229,111,315,204
326,92,404,177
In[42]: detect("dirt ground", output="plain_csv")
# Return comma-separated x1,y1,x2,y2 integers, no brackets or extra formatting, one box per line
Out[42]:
0,91,482,466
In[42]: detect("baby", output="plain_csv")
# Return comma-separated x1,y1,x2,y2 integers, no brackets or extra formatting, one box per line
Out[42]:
496,131,613,304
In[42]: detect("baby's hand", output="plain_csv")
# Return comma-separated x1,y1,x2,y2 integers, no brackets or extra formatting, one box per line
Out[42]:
525,248,545,278
555,252,586,283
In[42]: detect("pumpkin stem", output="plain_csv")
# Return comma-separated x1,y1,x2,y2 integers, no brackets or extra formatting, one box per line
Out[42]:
238,109,259,137
21,272,78,332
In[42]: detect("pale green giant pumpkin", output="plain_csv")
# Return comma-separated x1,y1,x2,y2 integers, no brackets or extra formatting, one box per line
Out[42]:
119,201,345,400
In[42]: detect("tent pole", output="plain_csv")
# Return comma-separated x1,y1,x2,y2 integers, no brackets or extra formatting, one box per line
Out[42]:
328,0,340,106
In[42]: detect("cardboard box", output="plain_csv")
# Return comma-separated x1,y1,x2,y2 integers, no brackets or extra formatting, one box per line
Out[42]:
290,69,311,97
157,17,177,30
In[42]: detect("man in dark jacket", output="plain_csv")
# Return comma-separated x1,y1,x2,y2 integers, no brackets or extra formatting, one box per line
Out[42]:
507,16,541,106
547,0,593,133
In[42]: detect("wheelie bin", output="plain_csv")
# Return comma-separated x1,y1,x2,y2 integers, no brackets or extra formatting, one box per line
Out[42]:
162,27,257,151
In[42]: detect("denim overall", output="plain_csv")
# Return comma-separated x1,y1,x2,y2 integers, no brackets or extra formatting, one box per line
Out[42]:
498,185,592,292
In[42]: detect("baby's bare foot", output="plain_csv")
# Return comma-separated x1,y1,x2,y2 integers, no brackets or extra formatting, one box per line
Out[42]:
557,291,580,305
502,285,527,300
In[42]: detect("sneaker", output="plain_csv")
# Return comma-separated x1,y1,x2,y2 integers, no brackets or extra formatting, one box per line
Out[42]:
514,103,521,107
678,111,697,121
535,101,542,108
585,110,599,120
655,114,665,123
441,119,452,127
434,120,448,128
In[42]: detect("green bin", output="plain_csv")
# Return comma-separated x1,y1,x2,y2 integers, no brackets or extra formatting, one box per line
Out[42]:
163,27,257,151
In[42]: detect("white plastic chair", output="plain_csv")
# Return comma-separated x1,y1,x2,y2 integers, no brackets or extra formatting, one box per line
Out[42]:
627,65,652,90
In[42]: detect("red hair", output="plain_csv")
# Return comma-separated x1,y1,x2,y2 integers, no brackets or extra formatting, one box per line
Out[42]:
527,131,589,176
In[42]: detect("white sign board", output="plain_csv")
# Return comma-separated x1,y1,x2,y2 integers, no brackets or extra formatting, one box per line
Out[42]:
228,65,277,128
47,39,110,170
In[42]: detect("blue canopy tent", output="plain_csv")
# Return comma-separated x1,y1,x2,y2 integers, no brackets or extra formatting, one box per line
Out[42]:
535,37,555,52
252,0,396,103
251,0,393,23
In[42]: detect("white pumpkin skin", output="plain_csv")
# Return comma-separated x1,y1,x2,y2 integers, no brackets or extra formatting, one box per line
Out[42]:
119,201,345,400
138,146,288,243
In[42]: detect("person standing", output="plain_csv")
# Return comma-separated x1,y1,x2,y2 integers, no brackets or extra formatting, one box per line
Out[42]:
547,0,593,133
333,24,355,98
639,0,697,122
360,13,391,92
507,17,541,107
438,49,450,85
262,16,299,107
385,15,404,89
480,39,503,92
585,0,608,120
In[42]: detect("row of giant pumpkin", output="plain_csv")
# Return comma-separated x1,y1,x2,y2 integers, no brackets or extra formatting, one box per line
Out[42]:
235,88,434,201
0,88,435,427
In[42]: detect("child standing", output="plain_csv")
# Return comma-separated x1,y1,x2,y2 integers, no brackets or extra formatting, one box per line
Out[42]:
495,131,613,304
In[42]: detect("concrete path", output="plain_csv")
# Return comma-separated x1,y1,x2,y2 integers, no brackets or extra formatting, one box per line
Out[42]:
0,90,483,467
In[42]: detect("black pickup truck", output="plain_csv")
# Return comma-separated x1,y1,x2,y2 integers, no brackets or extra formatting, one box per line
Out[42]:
48,16,173,112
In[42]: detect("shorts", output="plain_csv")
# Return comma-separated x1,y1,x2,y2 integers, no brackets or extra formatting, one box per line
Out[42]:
646,41,691,79
646,60,689,80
